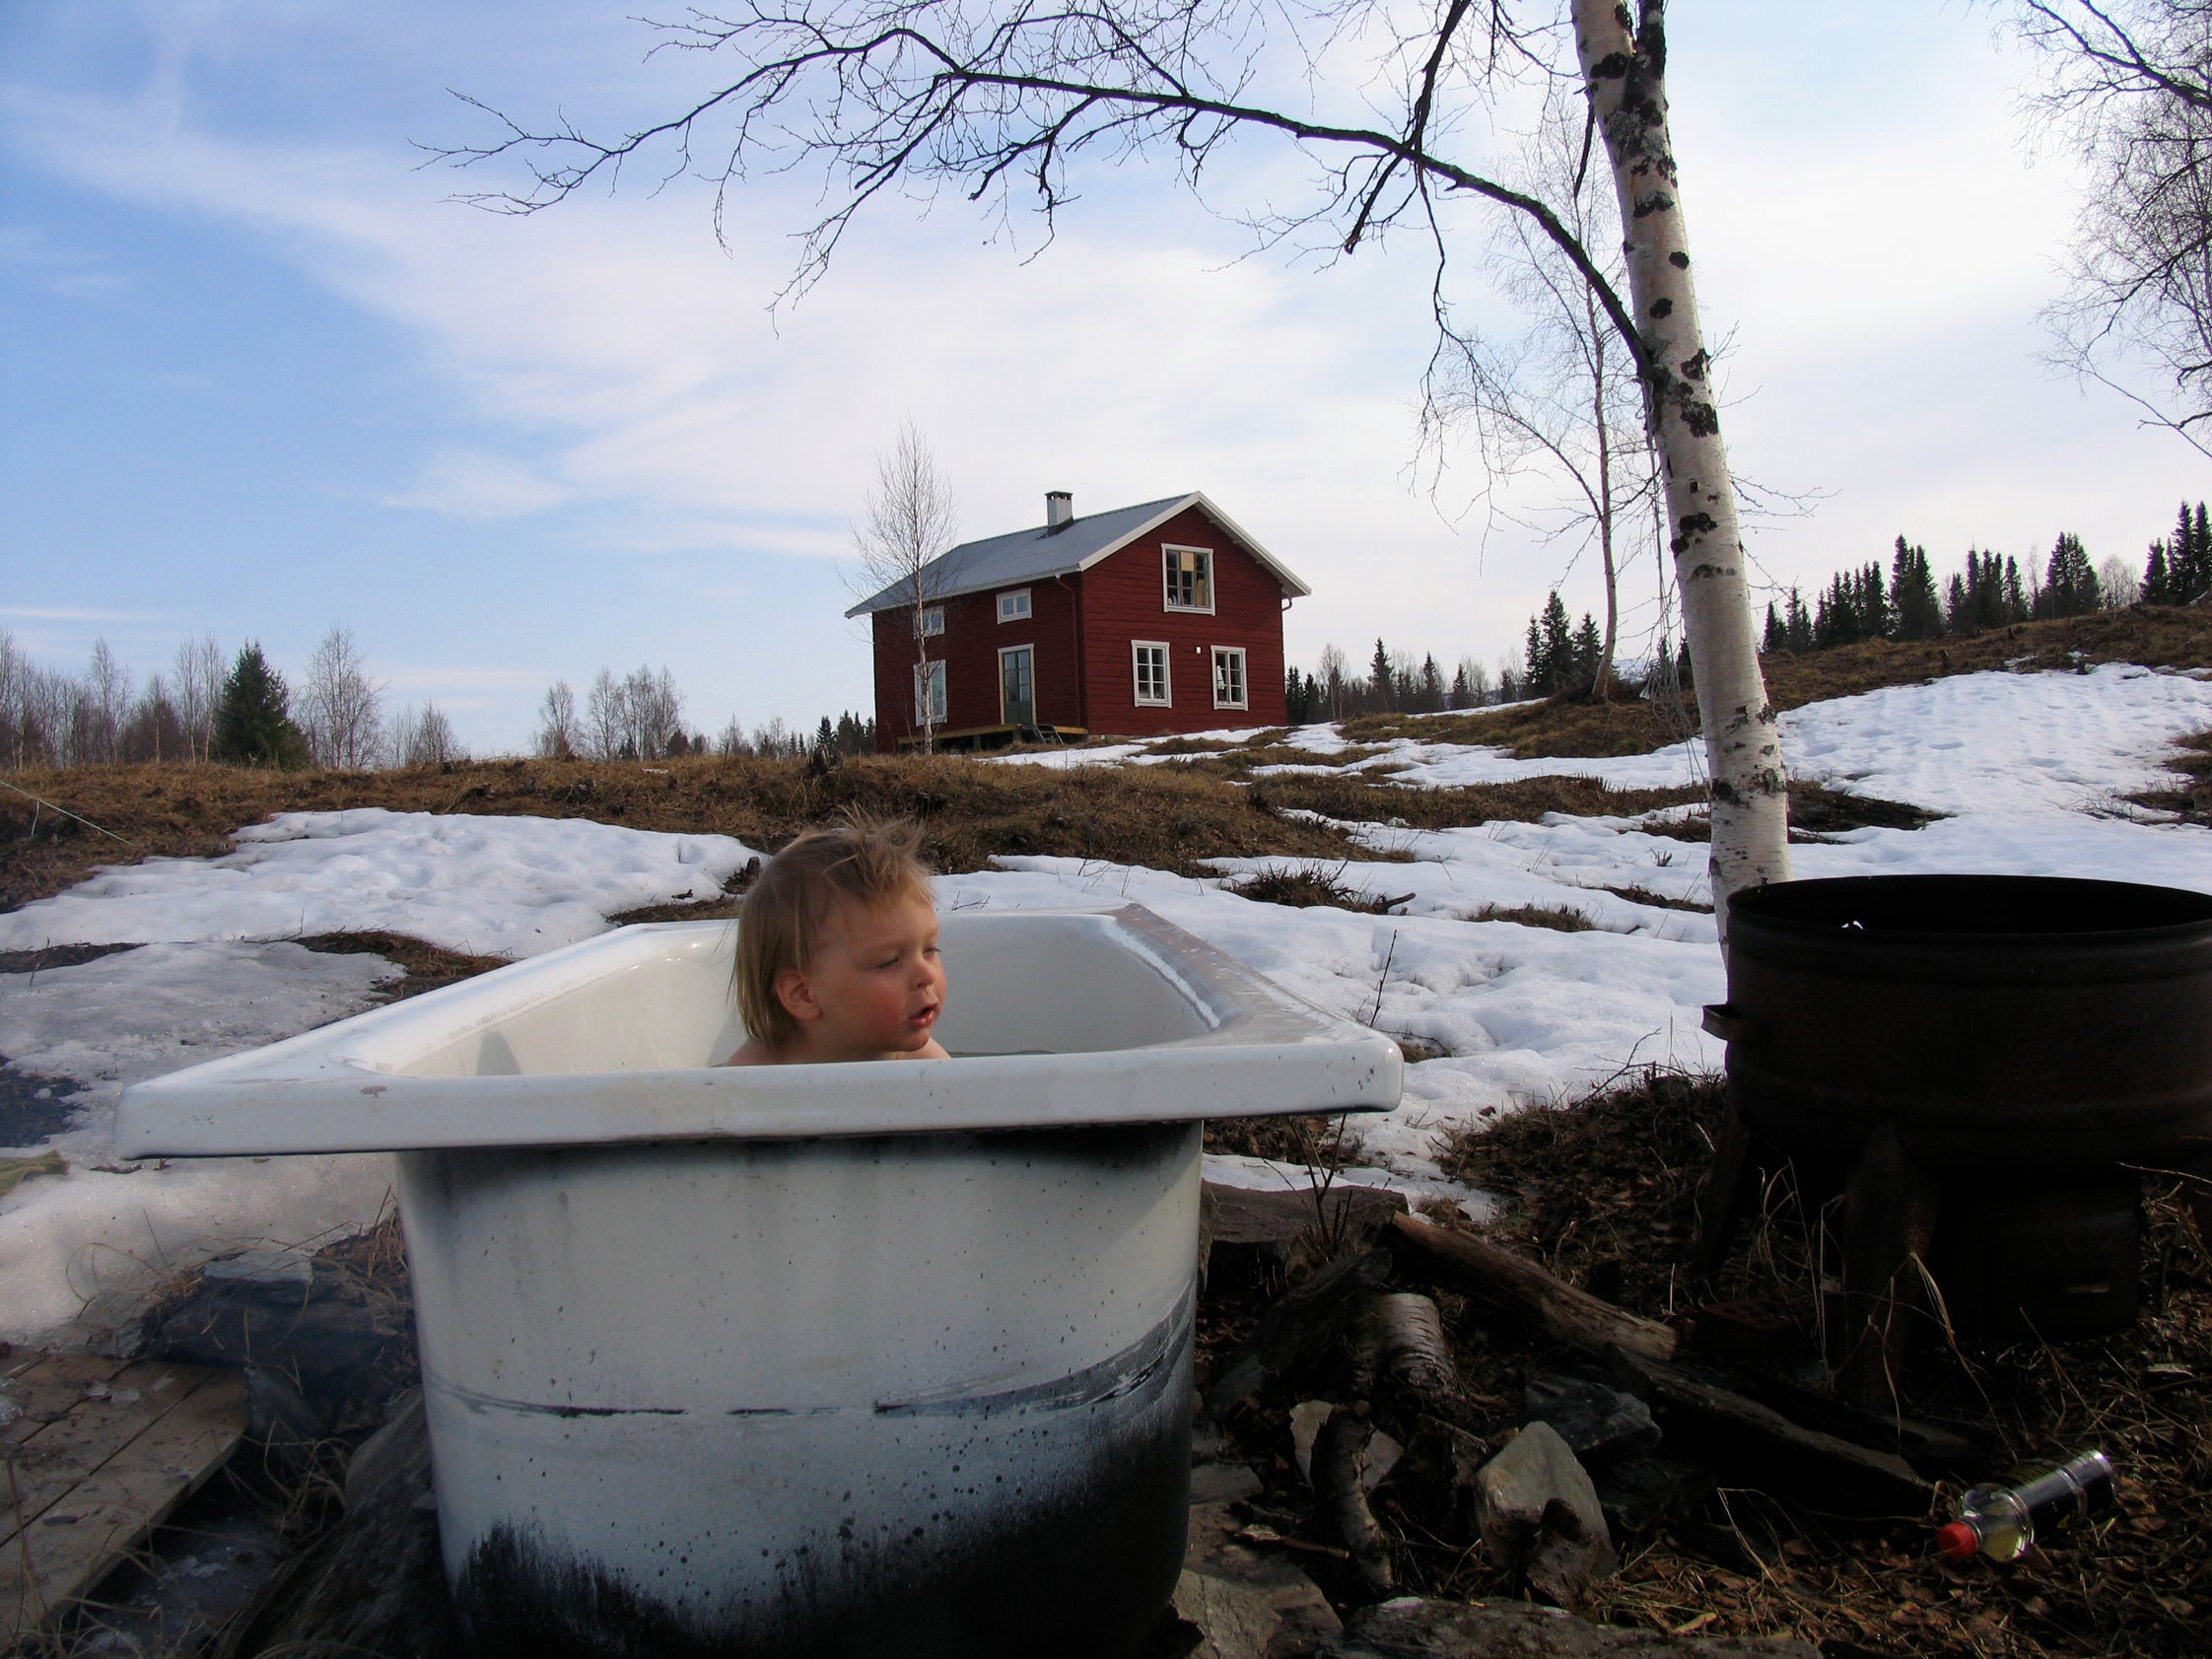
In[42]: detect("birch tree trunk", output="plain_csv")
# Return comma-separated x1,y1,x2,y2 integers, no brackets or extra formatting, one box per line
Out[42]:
1573,0,1791,926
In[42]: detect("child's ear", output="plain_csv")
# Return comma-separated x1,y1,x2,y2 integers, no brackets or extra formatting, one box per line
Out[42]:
774,967,822,1024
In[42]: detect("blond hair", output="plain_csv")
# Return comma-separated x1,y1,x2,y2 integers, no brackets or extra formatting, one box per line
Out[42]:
733,817,934,1053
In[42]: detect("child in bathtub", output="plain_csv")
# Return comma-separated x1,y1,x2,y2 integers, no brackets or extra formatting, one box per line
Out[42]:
723,818,949,1066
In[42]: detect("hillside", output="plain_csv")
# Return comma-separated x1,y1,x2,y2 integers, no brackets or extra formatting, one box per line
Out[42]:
1337,603,2212,760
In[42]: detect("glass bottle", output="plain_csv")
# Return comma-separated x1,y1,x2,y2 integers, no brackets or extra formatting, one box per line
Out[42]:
1935,1450,2115,1562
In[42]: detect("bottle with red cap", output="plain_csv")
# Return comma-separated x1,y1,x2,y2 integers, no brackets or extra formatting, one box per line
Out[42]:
1935,1450,2115,1562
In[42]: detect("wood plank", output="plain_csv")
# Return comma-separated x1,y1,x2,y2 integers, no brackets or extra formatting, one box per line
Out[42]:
1,1368,246,1640
1,1361,212,1547
38,1355,129,1389
3,1357,109,1451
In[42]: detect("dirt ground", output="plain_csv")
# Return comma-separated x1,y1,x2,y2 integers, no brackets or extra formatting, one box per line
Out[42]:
1411,1073,2212,1658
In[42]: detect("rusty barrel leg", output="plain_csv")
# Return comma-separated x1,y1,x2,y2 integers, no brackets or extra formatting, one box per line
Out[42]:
1691,1101,1759,1279
1832,1124,1941,1412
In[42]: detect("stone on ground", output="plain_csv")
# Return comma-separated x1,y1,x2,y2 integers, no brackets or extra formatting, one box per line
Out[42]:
1474,1421,1618,1602
1173,1500,1343,1659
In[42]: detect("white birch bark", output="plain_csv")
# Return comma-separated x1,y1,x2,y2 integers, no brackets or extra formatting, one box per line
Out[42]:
1572,0,1791,926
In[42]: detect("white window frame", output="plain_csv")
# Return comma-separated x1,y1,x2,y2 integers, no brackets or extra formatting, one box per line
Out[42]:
996,588,1032,624
912,606,945,639
998,643,1036,725
913,659,947,725
1162,545,1215,614
1211,646,1249,710
1133,640,1171,707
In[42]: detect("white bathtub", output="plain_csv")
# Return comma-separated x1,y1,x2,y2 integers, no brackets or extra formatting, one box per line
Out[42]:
117,905,1401,1657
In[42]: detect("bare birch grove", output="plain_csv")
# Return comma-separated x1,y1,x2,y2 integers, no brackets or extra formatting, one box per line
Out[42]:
300,627,386,771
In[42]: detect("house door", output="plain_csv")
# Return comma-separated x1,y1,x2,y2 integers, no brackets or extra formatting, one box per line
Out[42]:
1000,647,1035,726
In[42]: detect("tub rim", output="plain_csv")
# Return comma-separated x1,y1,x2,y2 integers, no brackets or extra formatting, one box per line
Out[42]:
115,903,1403,1157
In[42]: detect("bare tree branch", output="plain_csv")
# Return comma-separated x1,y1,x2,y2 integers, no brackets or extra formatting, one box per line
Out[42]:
2013,1,2212,439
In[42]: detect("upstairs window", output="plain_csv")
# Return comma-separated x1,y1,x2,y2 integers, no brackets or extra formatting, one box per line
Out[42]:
1133,642,1170,706
1163,546,1213,612
1211,647,1248,710
997,588,1032,623
912,606,945,638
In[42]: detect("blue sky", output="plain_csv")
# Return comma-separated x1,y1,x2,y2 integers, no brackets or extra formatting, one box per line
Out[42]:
2,1,2201,752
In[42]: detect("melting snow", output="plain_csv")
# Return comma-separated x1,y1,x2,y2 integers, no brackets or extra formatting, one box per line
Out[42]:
3,667,2208,1345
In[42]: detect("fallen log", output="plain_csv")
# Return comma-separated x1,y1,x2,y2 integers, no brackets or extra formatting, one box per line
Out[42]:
1311,1406,1394,1596
1349,1292,1461,1400
1383,1216,1678,1363
1604,1347,1933,1518
1205,1181,1407,1249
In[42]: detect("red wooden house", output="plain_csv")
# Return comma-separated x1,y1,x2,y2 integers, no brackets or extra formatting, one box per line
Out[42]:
849,492,1312,751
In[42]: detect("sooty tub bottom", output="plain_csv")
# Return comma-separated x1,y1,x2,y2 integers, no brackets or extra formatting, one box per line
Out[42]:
451,1296,1194,1659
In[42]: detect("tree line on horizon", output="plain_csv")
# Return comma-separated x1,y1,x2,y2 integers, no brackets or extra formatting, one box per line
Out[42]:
0,630,464,774
530,670,873,763
1760,504,2209,657
0,629,874,774
1283,640,1530,725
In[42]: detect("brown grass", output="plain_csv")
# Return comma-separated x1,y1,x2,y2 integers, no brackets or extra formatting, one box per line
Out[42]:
1636,781,1942,846
0,753,1371,914
1227,864,1410,914
1239,771,1707,828
1468,901,1596,933
2126,728,2212,826
296,933,513,1002
1340,697,1686,761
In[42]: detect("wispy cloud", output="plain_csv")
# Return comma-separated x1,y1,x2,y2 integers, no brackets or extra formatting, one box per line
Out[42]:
381,450,571,520
0,223,125,296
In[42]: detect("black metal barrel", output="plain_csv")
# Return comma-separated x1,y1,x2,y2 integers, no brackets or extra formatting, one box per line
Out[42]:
1711,874,2212,1337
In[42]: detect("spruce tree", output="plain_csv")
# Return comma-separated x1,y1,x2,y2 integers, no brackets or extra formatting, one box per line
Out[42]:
1534,593,1573,694
1857,560,1890,640
2176,502,2212,603
1891,538,1940,640
1448,662,1473,709
1763,603,1784,656
1570,614,1603,690
1785,588,1813,653
211,643,308,769
2145,539,2173,605
2042,531,2099,617
1418,654,1445,713
1368,639,1394,711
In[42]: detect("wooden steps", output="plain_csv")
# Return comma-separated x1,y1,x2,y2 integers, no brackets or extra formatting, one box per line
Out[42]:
2,1349,248,1642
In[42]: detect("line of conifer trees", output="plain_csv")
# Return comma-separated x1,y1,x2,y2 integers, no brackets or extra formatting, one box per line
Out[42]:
1760,505,2208,657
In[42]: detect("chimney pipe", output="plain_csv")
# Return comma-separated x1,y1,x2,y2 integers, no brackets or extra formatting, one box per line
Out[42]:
1045,491,1073,530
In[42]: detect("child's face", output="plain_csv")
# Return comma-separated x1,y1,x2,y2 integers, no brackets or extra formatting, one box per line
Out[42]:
776,890,945,1061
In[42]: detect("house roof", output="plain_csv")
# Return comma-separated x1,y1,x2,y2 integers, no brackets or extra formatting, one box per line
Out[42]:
843,491,1312,616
